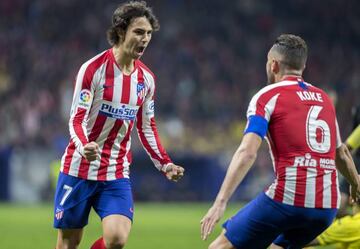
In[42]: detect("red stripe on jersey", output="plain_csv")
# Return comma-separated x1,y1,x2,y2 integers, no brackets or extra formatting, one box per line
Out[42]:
73,108,88,144
77,114,107,179
103,61,114,101
96,60,116,180
63,140,76,174
331,170,338,208
98,120,124,180
137,68,144,105
274,166,286,202
315,168,324,208
122,75,131,103
294,167,307,206
115,121,134,178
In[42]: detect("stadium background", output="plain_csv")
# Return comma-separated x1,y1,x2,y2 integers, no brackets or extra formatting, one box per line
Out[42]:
0,0,359,248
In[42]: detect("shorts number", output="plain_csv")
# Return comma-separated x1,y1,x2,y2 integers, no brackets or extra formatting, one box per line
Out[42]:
306,105,331,153
60,185,73,206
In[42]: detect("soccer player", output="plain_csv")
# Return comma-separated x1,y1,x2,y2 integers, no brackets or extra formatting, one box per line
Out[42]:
53,2,185,249
200,34,360,249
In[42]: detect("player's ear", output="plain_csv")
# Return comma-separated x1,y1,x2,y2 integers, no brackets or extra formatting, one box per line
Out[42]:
271,60,280,74
117,30,126,43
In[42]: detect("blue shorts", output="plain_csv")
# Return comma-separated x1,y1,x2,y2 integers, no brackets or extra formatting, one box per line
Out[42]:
53,172,134,229
223,192,337,249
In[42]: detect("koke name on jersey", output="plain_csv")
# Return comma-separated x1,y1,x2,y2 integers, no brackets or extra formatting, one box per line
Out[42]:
296,91,323,102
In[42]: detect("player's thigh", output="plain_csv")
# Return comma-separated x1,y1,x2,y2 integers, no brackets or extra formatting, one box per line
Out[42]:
223,193,283,248
56,228,83,249
208,230,236,249
93,178,134,222
102,214,132,245
54,172,97,229
273,209,336,249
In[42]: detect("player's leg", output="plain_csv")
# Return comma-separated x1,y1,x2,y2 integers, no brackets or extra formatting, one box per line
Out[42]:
268,243,284,249
102,214,132,249
92,178,134,249
54,172,97,249
272,207,337,249
56,229,83,249
208,230,236,249
217,192,283,248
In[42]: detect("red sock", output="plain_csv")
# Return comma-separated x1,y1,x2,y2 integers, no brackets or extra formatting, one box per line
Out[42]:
90,237,106,249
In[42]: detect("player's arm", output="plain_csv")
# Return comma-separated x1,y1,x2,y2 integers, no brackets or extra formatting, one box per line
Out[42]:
201,132,262,240
346,124,360,152
336,144,360,202
136,82,184,181
201,88,276,240
68,63,99,161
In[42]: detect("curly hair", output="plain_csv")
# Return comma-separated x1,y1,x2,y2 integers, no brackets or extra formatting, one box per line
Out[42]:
107,1,160,46
273,34,308,70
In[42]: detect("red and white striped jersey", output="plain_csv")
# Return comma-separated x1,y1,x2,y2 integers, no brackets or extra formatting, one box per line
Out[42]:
247,76,342,208
60,48,172,181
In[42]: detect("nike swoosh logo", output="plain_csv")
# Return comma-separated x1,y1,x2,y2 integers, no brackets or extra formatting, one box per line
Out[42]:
103,84,114,89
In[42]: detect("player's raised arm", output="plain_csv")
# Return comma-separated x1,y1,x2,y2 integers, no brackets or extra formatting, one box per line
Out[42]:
136,78,184,181
200,132,262,240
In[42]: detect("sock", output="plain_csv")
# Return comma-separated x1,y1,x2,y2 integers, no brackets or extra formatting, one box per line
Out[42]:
90,237,106,249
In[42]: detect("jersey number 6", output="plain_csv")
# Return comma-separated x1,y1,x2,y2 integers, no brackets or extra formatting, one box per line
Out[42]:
306,105,331,153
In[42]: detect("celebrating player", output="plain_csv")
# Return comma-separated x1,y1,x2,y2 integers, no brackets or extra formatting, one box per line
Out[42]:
53,1,184,249
200,34,360,249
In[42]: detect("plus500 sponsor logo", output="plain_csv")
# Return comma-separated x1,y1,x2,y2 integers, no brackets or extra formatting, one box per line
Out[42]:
99,103,138,120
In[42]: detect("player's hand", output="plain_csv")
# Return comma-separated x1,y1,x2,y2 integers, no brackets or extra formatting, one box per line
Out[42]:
200,203,226,241
350,183,360,204
83,142,100,162
164,163,185,182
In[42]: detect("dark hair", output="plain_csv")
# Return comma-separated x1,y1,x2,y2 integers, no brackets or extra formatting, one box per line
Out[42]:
272,34,308,70
107,1,160,46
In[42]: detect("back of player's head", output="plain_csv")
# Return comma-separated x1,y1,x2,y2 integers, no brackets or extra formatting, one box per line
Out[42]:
107,1,160,46
272,34,308,71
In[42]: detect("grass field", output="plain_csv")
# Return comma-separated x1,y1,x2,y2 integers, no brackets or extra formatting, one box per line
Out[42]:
0,203,333,249
0,202,241,249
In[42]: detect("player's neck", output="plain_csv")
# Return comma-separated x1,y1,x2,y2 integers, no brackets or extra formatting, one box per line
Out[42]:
277,71,303,82
112,46,135,75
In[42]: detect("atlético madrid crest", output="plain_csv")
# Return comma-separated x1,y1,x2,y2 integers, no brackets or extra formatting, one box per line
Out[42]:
137,82,146,100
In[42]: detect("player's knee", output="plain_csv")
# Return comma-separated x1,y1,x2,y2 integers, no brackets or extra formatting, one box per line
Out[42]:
103,233,128,249
208,240,222,249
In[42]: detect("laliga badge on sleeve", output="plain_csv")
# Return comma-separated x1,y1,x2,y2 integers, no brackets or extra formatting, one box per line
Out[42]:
78,89,92,109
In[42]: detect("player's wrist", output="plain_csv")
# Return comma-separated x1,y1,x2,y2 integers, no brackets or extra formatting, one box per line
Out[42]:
161,163,173,173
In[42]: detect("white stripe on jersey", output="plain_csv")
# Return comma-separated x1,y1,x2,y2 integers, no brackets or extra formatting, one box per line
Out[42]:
282,167,297,206
68,150,82,177
264,94,280,121
304,167,317,208
323,170,333,208
335,118,342,148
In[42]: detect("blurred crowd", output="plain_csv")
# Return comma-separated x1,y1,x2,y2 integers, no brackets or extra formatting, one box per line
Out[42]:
0,0,359,156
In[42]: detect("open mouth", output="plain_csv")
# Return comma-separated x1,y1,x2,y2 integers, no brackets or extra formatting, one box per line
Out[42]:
136,46,146,54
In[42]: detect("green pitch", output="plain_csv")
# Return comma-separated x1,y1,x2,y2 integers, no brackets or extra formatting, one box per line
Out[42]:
0,203,334,249
0,203,239,249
